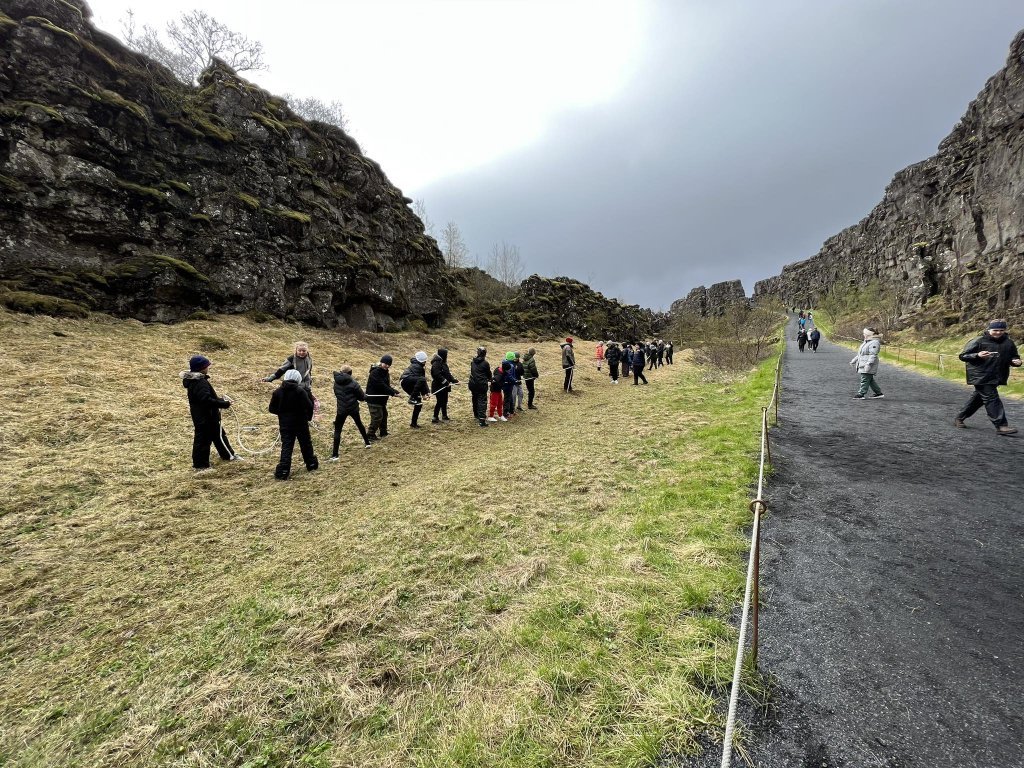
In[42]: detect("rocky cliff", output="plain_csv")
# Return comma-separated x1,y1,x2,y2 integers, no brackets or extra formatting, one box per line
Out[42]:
468,275,664,340
753,30,1024,328
0,0,453,329
670,280,748,318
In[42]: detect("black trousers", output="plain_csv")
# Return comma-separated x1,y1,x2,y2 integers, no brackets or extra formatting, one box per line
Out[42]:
657,353,664,367
332,410,368,455
609,362,619,381
433,388,450,420
502,384,515,416
471,388,487,421
526,378,536,406
276,421,317,479
633,366,647,384
192,421,234,468
957,384,1007,427
666,351,673,364
647,357,655,370
563,366,574,391
367,403,388,437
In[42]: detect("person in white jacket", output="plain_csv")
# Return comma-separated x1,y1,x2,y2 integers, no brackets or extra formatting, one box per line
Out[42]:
850,327,884,399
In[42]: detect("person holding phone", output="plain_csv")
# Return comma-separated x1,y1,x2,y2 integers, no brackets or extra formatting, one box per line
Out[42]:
954,319,1022,434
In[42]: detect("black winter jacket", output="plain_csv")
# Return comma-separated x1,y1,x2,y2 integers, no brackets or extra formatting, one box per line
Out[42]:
430,349,459,392
269,381,314,426
182,372,231,426
605,345,621,365
332,371,366,414
522,352,539,379
490,366,506,393
469,354,491,393
959,333,1022,385
400,359,429,397
365,365,399,405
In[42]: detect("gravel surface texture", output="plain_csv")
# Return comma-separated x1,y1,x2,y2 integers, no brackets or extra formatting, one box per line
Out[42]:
684,320,1024,768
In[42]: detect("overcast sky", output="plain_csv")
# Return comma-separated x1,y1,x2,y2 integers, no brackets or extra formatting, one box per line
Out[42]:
86,0,1024,309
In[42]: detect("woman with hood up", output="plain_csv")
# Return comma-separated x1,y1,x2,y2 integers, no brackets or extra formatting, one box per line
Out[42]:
400,351,431,428
467,346,491,427
331,365,371,459
430,348,459,423
522,348,539,409
269,369,318,480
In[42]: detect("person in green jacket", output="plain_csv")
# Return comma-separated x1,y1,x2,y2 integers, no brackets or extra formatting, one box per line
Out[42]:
522,348,539,409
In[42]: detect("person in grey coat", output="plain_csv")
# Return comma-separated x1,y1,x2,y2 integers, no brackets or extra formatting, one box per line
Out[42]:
850,327,884,399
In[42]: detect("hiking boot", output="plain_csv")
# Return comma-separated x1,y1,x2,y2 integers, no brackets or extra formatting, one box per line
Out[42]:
996,425,1018,435
953,418,966,428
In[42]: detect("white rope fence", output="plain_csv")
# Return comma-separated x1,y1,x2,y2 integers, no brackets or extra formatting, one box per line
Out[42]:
720,354,782,768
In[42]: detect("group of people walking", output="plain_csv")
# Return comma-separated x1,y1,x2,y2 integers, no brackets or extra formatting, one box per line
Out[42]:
182,336,676,480
595,339,673,385
796,311,820,352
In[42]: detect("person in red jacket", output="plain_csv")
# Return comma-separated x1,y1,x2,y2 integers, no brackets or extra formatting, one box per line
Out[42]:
595,341,605,372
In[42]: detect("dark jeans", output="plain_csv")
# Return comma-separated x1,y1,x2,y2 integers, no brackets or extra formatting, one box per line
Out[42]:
633,367,647,384
526,378,536,406
563,366,574,391
192,420,234,468
957,384,1007,427
367,403,388,437
332,410,368,455
502,384,515,416
432,388,450,420
609,362,619,381
410,403,422,426
276,421,317,479
470,388,487,421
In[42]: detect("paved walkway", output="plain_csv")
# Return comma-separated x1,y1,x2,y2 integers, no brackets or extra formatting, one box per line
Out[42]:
717,321,1024,767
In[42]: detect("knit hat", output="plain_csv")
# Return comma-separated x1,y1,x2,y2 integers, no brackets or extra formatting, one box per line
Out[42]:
189,355,211,372
505,351,515,361
476,346,487,356
380,354,393,365
415,350,428,363
283,370,302,383
566,337,573,344
988,320,1008,330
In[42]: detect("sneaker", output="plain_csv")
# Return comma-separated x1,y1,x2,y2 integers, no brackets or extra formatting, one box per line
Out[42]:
410,424,421,429
852,394,865,399
229,454,246,462
407,396,420,405
953,418,966,428
528,405,538,410
870,393,885,399
499,416,508,422
364,443,372,449
379,432,388,439
479,420,488,427
996,425,1018,435
442,416,451,421
487,417,497,422
329,456,340,462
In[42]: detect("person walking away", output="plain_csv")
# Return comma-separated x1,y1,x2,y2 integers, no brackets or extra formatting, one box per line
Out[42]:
647,342,657,371
522,348,539,409
501,353,518,419
269,370,318,479
468,347,491,426
400,351,431,428
657,340,665,367
595,341,605,372
623,344,634,379
605,341,621,383
562,338,576,392
632,347,648,385
954,319,1022,434
512,352,526,411
797,327,808,352
805,312,815,329
430,348,459,423
665,342,674,365
850,327,884,399
181,354,238,471
809,327,821,352
488,363,505,421
331,365,371,459
365,355,399,440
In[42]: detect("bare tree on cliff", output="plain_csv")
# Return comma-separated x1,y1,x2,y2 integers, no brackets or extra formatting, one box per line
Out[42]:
282,95,349,131
488,242,525,289
440,221,469,268
413,199,435,237
121,9,266,84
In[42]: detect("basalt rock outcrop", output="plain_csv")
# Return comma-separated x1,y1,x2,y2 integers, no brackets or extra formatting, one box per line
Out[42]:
0,0,453,329
469,275,664,340
753,29,1024,328
670,280,748,318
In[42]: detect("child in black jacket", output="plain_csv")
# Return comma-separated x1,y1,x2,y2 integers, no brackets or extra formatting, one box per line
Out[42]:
331,366,371,458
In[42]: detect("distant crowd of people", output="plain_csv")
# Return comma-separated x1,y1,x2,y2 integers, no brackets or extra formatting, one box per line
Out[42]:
181,336,678,479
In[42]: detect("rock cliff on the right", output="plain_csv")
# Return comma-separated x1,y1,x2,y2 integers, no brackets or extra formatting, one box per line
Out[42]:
754,29,1024,328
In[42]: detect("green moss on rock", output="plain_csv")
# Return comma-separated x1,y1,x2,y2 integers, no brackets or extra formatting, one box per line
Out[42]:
0,289,88,318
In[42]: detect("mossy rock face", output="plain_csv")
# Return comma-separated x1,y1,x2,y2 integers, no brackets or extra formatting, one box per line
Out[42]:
0,289,88,318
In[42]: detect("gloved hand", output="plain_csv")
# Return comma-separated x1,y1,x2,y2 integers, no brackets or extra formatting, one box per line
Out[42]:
262,375,274,382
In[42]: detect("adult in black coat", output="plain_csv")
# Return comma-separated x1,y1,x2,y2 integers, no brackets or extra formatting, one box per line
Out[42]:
797,328,808,352
400,351,431,428
181,355,236,470
955,320,1022,434
430,348,460,423
468,347,492,426
808,328,821,352
268,370,318,479
665,342,674,364
605,342,621,383
331,366,370,457
365,356,399,439
632,348,648,385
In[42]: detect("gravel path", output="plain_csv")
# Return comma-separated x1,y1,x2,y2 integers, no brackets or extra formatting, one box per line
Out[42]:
697,320,1024,768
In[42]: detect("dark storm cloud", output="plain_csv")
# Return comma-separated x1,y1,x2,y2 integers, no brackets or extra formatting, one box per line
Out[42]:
418,0,1024,310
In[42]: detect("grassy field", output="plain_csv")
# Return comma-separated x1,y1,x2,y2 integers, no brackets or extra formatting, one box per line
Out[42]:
0,309,776,767
812,311,1024,399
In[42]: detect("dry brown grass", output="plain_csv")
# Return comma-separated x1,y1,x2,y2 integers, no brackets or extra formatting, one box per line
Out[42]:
0,310,772,767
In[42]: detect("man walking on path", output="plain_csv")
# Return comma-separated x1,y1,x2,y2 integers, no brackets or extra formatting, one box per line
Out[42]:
850,327,884,399
954,319,1021,434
